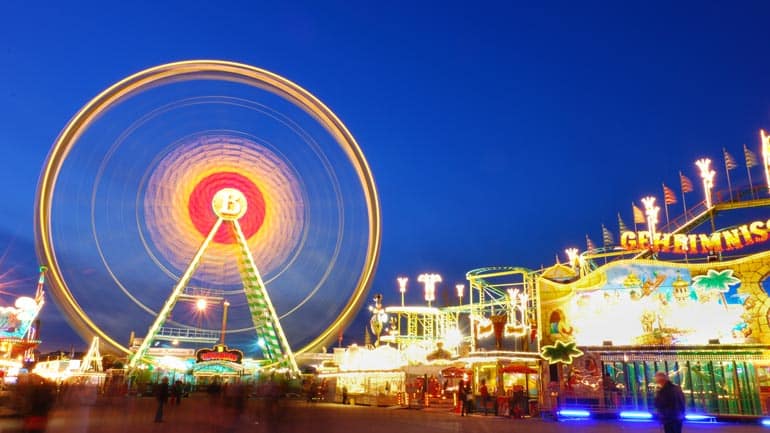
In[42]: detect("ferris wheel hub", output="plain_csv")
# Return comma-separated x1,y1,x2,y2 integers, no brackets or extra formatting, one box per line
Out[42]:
212,188,248,220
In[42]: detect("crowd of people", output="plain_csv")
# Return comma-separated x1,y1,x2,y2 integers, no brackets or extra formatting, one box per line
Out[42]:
0,373,301,432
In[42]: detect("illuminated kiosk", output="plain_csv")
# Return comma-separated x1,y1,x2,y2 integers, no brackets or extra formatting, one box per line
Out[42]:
0,266,46,379
540,188,770,417
128,188,298,374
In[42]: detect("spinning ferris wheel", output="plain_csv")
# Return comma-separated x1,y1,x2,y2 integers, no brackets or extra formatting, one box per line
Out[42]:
34,61,381,369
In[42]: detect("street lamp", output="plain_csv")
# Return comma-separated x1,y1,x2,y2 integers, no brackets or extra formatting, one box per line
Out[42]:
196,298,207,311
641,196,660,241
418,273,442,307
220,300,230,345
397,277,408,306
565,248,579,268
696,158,716,208
455,284,465,305
762,130,770,192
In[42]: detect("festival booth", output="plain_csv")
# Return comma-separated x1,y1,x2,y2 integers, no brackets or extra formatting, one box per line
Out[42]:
539,250,770,416
318,345,406,406
459,352,541,416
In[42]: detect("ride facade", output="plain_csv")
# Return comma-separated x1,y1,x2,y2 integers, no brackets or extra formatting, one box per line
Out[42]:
540,186,770,418
0,267,45,380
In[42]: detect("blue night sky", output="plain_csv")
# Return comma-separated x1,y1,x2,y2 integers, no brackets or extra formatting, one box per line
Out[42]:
2,1,770,350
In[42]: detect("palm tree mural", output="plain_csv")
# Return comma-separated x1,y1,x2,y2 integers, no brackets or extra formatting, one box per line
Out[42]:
692,269,741,310
540,340,584,364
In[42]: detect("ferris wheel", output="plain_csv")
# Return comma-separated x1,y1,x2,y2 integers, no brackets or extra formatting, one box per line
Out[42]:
34,61,380,368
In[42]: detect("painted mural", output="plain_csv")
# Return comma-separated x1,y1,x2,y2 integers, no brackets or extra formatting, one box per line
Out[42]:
539,251,770,347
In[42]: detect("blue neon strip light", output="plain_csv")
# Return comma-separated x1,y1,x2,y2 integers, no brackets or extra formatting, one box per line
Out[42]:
557,409,590,418
619,410,653,420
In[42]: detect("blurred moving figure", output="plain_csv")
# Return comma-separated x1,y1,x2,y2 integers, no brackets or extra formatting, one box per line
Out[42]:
16,374,55,433
154,377,169,423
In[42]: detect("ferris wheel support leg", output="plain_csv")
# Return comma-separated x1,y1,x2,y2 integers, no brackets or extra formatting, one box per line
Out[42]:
232,220,299,374
128,218,225,369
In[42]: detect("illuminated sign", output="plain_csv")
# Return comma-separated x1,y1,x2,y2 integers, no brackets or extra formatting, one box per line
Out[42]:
620,219,770,254
195,344,243,364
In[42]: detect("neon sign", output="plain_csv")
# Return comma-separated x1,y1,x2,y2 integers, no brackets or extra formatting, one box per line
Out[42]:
195,344,243,364
620,219,770,254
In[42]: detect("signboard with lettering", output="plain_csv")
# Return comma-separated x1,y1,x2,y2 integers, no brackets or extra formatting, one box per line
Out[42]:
620,219,770,254
195,344,243,364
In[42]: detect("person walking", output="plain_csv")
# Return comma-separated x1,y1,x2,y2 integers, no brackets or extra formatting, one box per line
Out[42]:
172,380,184,406
654,372,686,433
479,379,490,415
458,379,468,416
154,377,170,423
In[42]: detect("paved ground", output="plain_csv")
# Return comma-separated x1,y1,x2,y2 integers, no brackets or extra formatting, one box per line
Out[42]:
0,396,767,433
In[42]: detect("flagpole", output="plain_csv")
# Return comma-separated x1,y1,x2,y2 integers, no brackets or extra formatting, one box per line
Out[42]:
679,171,688,220
745,145,755,199
662,183,669,227
724,148,734,201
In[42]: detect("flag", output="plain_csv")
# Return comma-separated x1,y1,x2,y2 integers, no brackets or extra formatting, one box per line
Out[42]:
662,184,677,205
601,225,614,247
632,204,645,224
744,144,759,168
586,235,596,251
723,148,738,170
617,213,629,233
679,172,694,193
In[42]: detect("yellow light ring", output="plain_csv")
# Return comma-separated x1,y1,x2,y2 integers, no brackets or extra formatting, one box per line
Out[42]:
34,60,381,355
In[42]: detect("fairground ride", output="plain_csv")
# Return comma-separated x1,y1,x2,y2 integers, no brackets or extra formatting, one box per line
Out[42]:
0,267,46,376
34,61,381,375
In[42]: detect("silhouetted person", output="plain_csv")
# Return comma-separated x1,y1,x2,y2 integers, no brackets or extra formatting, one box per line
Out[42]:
173,380,183,405
19,375,55,433
654,372,686,433
458,379,470,416
479,379,489,415
154,377,169,423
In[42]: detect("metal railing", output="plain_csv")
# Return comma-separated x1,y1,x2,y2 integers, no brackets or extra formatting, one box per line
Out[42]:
154,326,219,343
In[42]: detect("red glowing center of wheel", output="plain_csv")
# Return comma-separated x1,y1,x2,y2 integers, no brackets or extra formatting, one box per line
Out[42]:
188,172,266,244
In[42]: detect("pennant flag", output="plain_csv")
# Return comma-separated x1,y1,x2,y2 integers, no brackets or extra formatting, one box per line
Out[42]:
586,235,596,251
601,225,614,247
632,204,645,224
723,148,738,170
617,213,629,233
744,144,759,168
663,184,677,205
679,172,694,193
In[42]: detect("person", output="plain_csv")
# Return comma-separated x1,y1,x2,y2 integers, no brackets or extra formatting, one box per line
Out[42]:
479,379,490,415
19,375,56,433
603,373,617,407
654,372,686,433
341,385,348,405
154,377,170,423
172,380,184,406
458,379,468,416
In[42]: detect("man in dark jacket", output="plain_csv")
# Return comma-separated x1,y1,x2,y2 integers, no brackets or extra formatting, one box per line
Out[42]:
154,377,170,423
654,372,686,433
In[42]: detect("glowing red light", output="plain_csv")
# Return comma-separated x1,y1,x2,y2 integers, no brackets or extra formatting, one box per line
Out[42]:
188,172,266,243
